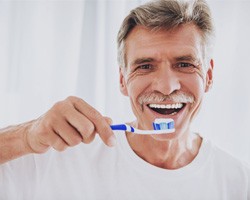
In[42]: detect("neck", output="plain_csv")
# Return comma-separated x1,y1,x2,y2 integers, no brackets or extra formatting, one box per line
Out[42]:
126,131,202,170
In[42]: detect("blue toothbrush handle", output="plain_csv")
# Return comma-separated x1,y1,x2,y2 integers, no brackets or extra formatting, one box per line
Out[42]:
110,124,135,132
110,122,174,134
110,124,128,131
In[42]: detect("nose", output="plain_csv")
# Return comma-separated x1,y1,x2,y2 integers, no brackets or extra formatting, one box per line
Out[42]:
151,67,181,95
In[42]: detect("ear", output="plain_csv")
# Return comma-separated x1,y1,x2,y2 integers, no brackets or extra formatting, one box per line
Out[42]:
119,67,128,96
205,59,214,93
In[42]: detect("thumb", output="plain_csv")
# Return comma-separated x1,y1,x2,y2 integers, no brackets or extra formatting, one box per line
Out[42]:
104,117,113,125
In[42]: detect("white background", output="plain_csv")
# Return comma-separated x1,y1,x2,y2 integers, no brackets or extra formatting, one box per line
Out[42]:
0,0,250,164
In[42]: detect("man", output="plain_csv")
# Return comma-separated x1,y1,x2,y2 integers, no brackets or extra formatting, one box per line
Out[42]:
0,0,249,199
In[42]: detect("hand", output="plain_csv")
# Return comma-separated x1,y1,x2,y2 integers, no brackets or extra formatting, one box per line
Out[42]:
25,96,116,154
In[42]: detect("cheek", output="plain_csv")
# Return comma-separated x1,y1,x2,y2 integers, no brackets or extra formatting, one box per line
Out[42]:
126,77,153,114
184,74,206,99
126,75,151,99
187,68,207,92
196,69,207,87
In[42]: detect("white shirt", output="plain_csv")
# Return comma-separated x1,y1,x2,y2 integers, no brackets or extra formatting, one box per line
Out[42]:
1,131,250,200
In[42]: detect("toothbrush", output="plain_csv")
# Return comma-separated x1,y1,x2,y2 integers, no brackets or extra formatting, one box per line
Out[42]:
110,118,175,134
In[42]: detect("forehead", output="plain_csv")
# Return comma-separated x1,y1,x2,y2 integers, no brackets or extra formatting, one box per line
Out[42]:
125,24,204,66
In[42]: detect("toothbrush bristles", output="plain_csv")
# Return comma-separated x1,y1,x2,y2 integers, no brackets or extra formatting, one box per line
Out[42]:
152,118,174,130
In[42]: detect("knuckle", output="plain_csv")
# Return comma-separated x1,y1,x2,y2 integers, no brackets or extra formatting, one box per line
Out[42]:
66,96,83,105
82,134,95,144
66,96,76,102
89,109,102,121
104,117,113,125
42,115,57,130
54,142,67,152
74,97,83,105
53,101,72,115
99,125,112,138
69,136,82,147
83,124,95,135
77,123,95,140
52,101,64,111
56,146,67,152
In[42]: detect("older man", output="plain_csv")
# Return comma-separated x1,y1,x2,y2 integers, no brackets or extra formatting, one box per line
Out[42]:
0,0,249,199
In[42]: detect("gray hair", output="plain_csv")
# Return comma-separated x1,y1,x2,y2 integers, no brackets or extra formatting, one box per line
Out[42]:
117,0,215,68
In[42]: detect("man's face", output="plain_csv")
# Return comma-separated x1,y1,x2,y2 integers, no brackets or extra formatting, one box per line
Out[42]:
120,24,213,140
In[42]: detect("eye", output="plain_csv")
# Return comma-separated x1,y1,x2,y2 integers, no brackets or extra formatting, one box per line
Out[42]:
176,63,195,68
174,62,198,73
137,64,152,70
133,64,154,73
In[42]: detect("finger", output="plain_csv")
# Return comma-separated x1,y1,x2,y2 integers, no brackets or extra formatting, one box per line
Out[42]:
38,128,69,152
52,136,69,152
60,105,97,144
66,110,103,144
64,108,95,140
72,98,116,147
81,133,95,144
53,119,83,147
104,117,113,125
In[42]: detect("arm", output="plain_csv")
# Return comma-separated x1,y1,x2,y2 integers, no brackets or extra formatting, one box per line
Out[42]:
0,121,34,164
0,96,115,164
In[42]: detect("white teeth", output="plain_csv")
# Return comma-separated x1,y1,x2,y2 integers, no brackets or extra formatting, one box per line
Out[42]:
148,103,184,109
170,112,177,116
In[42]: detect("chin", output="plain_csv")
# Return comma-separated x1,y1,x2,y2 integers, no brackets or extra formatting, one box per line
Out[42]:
150,132,179,141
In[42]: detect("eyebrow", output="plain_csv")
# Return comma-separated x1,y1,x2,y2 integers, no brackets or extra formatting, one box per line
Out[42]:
130,55,200,67
131,58,155,66
174,55,198,62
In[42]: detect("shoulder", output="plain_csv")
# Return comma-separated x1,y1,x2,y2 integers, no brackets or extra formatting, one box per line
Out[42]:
207,140,250,181
211,142,249,168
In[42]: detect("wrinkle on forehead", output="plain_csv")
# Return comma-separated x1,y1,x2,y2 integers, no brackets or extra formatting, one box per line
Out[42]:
125,24,204,69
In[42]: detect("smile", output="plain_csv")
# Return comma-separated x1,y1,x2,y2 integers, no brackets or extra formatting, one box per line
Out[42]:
147,103,185,115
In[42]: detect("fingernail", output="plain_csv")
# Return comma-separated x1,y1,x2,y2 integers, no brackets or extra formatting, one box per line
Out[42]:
107,135,116,147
